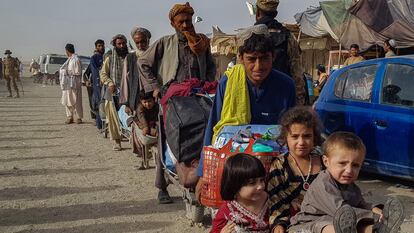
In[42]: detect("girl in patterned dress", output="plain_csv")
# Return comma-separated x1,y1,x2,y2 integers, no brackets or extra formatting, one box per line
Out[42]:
211,153,269,233
267,106,324,233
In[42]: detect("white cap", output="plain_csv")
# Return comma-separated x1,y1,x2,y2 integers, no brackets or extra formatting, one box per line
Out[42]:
389,39,396,48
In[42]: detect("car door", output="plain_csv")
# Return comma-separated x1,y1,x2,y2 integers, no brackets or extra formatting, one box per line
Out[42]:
340,64,380,158
316,70,350,134
369,62,414,178
316,64,379,141
39,55,46,73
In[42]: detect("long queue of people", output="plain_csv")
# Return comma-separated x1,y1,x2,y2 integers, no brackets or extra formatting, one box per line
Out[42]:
57,1,405,232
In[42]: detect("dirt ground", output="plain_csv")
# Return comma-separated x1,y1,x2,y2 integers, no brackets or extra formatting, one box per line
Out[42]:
0,78,210,233
0,77,413,233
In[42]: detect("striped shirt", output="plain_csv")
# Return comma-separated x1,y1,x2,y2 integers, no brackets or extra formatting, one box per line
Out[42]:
267,152,322,230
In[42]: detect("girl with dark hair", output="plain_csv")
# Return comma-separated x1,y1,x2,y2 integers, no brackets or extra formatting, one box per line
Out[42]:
267,106,323,233
211,153,269,233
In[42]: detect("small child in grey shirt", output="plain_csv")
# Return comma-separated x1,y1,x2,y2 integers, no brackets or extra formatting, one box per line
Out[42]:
289,132,404,233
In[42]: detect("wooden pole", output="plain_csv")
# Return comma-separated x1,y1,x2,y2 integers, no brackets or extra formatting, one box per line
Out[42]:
338,42,342,67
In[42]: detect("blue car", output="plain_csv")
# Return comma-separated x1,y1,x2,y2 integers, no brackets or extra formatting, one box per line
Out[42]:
314,55,414,180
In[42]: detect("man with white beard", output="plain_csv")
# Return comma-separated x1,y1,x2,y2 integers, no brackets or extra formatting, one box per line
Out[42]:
119,27,152,114
119,27,154,162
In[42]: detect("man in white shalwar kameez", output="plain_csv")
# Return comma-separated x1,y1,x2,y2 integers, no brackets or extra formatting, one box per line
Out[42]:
60,43,83,124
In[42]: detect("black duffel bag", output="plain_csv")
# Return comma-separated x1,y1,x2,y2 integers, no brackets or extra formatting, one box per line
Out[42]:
165,95,212,164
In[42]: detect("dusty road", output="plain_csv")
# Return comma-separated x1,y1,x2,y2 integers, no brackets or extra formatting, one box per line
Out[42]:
0,78,209,233
0,78,413,233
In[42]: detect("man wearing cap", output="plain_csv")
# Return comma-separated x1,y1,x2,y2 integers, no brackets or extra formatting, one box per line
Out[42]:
196,25,296,204
255,0,306,105
100,34,128,151
2,50,20,98
60,44,83,124
138,2,216,204
384,39,397,57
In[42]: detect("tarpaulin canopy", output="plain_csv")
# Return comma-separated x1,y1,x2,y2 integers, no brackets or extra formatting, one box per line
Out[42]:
320,0,386,50
294,7,338,40
296,0,414,50
349,0,414,48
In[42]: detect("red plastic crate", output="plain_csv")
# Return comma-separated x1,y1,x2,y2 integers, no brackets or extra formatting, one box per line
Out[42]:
200,139,279,208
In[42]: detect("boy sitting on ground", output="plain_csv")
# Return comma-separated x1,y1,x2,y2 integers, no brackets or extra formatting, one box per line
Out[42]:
289,131,404,233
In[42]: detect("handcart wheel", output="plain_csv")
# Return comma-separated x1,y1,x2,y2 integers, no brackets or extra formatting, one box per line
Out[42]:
185,201,204,223
192,204,204,223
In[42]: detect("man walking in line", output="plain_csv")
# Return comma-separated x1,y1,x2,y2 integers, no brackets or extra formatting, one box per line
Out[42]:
60,44,83,124
89,39,106,130
100,34,128,151
139,2,216,204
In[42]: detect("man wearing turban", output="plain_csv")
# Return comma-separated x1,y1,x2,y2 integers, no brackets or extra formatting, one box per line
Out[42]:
100,34,128,151
138,2,216,97
138,2,216,204
255,0,306,105
119,27,154,161
120,27,152,114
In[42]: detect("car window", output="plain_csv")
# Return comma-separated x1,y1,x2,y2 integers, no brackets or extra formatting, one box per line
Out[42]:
342,65,378,101
49,57,67,65
334,71,348,97
382,63,414,107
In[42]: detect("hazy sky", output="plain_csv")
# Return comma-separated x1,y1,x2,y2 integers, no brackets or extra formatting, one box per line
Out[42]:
0,0,318,61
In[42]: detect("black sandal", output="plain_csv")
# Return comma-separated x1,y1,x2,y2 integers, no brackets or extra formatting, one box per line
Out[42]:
158,190,173,204
333,204,357,233
376,197,404,233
